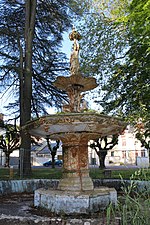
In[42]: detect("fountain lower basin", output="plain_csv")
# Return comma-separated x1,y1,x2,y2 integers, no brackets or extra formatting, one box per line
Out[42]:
34,187,117,215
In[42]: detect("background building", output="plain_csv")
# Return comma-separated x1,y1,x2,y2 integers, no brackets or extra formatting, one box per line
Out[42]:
89,125,149,168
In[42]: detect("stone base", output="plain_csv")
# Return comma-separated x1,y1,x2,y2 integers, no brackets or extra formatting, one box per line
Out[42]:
34,187,117,215
58,175,94,191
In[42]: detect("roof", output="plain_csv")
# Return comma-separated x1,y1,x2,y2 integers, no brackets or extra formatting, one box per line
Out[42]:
37,142,56,154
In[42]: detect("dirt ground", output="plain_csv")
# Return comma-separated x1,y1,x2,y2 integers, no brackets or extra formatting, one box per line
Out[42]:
0,193,121,225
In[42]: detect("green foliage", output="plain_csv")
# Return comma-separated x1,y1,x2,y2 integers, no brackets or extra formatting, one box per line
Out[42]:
0,122,20,167
135,120,150,151
107,169,150,225
0,168,10,180
89,168,150,180
89,168,104,179
79,0,150,149
101,0,150,121
78,1,130,107
0,168,63,180
132,168,150,181
79,14,127,81
115,169,149,180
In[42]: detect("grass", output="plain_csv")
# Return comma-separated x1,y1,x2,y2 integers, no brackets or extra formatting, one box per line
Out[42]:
0,167,63,180
0,168,10,180
31,168,62,179
0,167,150,180
89,168,142,179
90,167,150,180
106,170,150,225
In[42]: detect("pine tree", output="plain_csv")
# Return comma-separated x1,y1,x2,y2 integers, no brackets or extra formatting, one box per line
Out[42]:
0,0,87,176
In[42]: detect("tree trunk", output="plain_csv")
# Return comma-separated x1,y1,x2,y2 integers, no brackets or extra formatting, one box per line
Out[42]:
20,0,37,177
51,153,55,169
4,151,10,168
98,152,107,169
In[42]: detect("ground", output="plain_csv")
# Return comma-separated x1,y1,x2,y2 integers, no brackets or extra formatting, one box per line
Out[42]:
0,193,121,225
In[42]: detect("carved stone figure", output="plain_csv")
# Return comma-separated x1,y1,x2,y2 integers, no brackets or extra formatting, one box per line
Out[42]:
70,41,80,75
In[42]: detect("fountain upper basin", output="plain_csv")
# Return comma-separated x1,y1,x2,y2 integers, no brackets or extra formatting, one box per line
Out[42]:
24,112,126,140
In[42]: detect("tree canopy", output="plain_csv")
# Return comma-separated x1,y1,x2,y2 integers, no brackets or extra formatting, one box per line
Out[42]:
101,0,150,122
79,0,150,125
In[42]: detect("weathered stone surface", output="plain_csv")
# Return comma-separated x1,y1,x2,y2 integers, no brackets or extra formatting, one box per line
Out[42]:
23,113,126,139
34,187,117,215
54,74,98,93
58,135,93,191
0,179,150,195
0,179,59,195
22,113,126,197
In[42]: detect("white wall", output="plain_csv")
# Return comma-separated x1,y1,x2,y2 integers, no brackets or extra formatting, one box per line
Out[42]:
136,157,149,168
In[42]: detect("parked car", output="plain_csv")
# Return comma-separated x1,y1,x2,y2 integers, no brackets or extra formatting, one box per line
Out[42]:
43,159,63,167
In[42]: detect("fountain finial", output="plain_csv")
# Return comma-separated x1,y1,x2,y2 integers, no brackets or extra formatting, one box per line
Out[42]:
69,26,82,41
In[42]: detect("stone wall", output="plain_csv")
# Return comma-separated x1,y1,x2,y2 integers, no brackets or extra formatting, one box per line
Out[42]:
0,179,149,195
0,179,59,195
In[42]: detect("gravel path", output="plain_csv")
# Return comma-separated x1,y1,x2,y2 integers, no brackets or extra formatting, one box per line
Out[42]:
0,193,121,225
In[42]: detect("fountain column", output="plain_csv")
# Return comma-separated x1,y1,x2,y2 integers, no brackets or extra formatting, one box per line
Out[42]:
59,134,94,191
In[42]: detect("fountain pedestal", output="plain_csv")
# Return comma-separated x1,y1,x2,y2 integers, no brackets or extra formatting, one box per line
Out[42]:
59,134,93,191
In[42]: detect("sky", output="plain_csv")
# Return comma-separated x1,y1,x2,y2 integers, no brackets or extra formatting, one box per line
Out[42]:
0,91,13,116
61,31,72,58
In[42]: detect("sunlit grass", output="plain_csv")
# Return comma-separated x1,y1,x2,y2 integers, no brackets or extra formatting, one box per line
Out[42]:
90,168,150,180
0,167,150,180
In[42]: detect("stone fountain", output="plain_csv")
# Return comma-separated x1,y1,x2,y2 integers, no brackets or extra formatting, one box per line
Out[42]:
23,28,127,215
